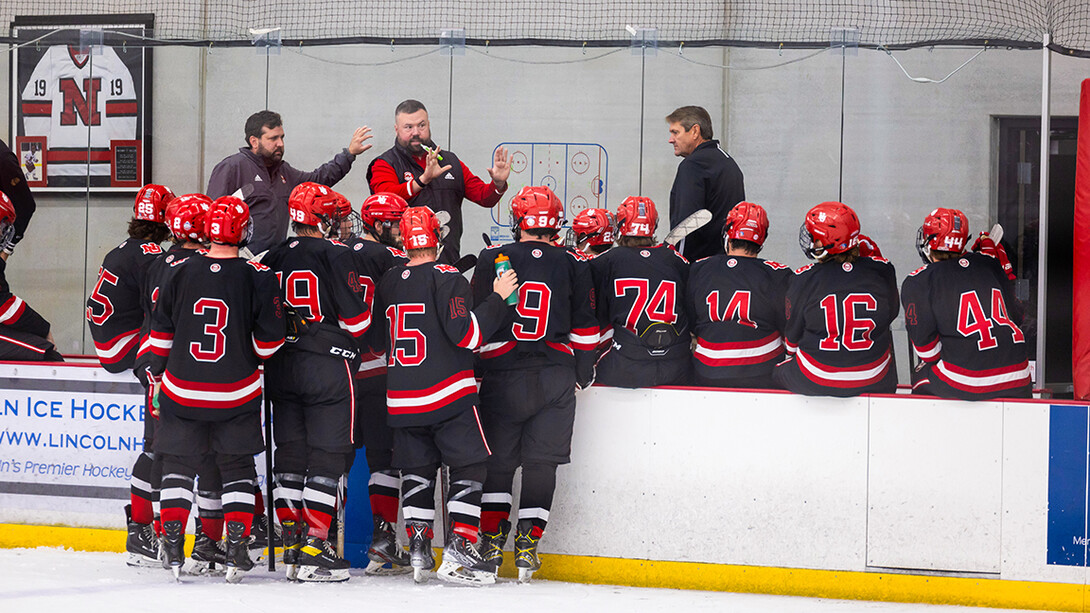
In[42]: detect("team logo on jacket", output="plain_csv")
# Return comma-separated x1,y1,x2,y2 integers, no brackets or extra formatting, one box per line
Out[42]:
289,240,299,248
959,258,969,268
640,250,650,258
210,263,221,273
402,270,411,279
354,243,363,251
841,262,853,272
532,249,542,258
727,258,738,268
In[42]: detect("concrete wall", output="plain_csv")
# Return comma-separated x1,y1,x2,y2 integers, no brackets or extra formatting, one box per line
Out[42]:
2,44,1088,383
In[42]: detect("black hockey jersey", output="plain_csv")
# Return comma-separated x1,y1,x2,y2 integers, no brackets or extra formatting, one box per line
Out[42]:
591,244,691,361
900,252,1030,399
782,256,899,392
344,237,408,379
470,241,598,385
262,236,372,350
134,245,203,381
86,238,164,372
146,254,285,420
688,255,792,380
379,262,508,427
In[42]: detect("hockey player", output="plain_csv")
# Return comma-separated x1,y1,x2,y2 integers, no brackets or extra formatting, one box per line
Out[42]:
593,196,691,388
901,208,1031,399
146,196,284,582
569,207,616,256
85,184,172,566
471,185,598,582
688,201,791,389
262,182,371,582
342,192,413,575
379,206,517,585
773,201,899,396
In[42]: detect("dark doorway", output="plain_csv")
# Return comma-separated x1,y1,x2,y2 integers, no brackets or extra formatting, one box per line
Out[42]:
994,116,1078,395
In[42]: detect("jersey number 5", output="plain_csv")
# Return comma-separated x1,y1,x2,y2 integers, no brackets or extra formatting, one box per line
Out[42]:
86,268,119,325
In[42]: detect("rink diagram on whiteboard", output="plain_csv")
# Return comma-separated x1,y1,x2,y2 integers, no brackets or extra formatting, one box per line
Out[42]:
489,142,608,243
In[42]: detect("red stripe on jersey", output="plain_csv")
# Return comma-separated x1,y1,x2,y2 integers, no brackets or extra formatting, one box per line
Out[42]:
47,149,112,163
477,341,515,360
0,333,46,355
694,332,783,367
795,348,891,389
569,326,600,351
148,330,174,356
93,328,140,364
21,102,51,116
105,100,138,116
932,359,1032,393
457,313,481,349
0,296,27,325
161,369,262,409
387,370,477,415
913,336,941,361
546,341,574,356
253,336,284,359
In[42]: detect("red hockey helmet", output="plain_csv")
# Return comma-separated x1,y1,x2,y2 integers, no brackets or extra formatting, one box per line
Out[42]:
916,207,969,263
400,206,442,251
615,196,658,238
361,192,408,227
133,184,175,223
511,186,564,234
571,208,616,247
724,201,769,246
165,193,212,242
288,182,344,231
205,196,252,246
0,192,16,246
799,201,860,260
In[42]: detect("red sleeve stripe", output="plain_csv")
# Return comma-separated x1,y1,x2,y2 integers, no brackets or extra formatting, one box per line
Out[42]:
0,333,46,355
457,313,482,349
913,337,942,361
93,329,140,362
476,340,515,360
546,341,574,356
355,353,388,379
161,369,262,409
105,100,138,116
339,310,371,336
387,370,477,415
569,327,600,350
253,336,284,359
0,296,26,325
932,360,1032,393
147,330,174,356
21,102,51,116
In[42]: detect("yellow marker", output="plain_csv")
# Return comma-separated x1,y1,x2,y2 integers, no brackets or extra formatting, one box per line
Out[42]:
421,144,444,161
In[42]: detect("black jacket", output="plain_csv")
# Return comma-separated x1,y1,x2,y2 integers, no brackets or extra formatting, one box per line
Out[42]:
668,140,745,262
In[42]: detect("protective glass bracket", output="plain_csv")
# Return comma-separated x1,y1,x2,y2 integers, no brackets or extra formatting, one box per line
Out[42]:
79,28,104,55
251,27,282,55
629,26,658,56
830,27,859,56
441,29,466,56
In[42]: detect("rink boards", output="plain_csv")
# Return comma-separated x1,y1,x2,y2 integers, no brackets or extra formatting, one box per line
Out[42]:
1,361,1090,610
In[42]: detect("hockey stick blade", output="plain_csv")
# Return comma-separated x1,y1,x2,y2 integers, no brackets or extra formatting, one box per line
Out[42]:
454,254,477,273
988,223,1003,245
663,209,712,246
482,232,492,248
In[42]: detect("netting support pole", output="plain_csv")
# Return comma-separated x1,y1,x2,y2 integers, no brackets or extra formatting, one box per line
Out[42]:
1036,32,1052,389
638,50,646,196
838,48,845,202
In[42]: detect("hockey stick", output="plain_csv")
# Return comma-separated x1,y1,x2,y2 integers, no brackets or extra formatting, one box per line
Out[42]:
336,474,347,556
454,254,478,274
482,233,492,248
439,464,450,546
662,208,712,247
988,223,1004,245
263,395,276,572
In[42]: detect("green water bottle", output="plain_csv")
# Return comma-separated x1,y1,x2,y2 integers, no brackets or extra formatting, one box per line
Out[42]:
494,253,518,306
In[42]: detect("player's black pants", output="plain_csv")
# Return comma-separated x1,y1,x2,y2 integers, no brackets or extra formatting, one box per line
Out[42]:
478,365,575,536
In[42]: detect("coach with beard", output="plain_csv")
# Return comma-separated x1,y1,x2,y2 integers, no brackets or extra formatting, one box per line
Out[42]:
367,99,510,264
207,110,373,254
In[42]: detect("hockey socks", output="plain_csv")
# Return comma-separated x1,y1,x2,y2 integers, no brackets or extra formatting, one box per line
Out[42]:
130,451,156,525
368,469,401,524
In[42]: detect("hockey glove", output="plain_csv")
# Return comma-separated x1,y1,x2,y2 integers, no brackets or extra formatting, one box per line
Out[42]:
971,233,1016,280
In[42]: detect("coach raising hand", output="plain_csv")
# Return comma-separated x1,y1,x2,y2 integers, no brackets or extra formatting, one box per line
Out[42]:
367,99,509,265
208,110,373,255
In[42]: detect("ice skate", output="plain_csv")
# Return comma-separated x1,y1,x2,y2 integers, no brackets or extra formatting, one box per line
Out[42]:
224,521,254,584
365,516,411,576
160,520,185,580
514,519,542,584
189,522,226,575
406,520,435,584
296,535,351,583
124,504,161,568
249,512,281,561
281,519,304,581
478,519,510,574
436,532,497,586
